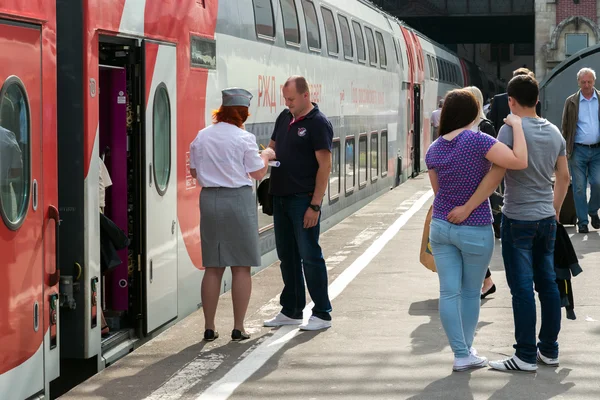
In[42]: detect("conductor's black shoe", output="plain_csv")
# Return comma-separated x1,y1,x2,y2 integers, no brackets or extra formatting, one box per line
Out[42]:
591,214,600,230
203,329,219,342
231,329,250,341
579,225,589,234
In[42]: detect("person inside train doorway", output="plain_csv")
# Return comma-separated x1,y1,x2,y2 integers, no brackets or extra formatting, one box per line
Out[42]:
561,67,600,234
431,99,443,139
448,74,570,372
489,68,541,133
263,75,334,331
189,88,275,342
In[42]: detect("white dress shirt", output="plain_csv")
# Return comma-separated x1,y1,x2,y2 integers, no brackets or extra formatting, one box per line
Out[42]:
189,122,264,188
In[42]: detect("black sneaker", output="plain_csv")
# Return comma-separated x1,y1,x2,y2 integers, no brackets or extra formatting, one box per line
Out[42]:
579,225,589,234
591,214,600,230
231,329,250,341
203,329,219,342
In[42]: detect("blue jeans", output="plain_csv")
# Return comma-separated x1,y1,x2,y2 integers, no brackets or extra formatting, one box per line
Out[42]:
501,215,561,364
273,194,332,321
569,144,600,227
429,218,494,358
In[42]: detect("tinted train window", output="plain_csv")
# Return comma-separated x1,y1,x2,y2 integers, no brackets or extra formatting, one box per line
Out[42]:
370,133,378,181
359,135,367,186
345,137,355,192
329,140,340,199
352,21,366,63
0,77,30,230
364,27,377,66
381,130,388,176
375,32,387,68
280,0,300,45
436,58,442,81
153,84,171,195
321,7,338,55
302,0,321,50
253,0,275,38
338,15,353,59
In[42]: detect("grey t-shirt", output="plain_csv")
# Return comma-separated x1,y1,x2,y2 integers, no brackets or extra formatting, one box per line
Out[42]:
497,117,566,221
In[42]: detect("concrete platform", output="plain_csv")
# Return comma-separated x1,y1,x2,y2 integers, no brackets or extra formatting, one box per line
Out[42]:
60,175,600,400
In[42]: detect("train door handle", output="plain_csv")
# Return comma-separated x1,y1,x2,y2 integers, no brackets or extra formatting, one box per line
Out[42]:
149,259,153,283
171,220,176,235
149,163,153,187
48,205,60,287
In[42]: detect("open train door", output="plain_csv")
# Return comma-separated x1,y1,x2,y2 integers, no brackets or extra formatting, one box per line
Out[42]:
412,84,421,176
0,20,54,399
142,40,178,334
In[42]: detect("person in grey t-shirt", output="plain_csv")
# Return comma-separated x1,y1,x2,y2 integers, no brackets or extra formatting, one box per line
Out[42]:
447,74,571,372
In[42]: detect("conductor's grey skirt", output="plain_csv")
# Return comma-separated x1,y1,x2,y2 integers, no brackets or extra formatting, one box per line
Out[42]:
200,186,261,267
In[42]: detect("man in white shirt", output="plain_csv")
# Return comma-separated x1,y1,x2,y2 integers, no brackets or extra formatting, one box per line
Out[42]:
431,99,443,139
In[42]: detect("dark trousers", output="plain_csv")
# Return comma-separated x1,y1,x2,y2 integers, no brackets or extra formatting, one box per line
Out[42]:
501,215,562,363
273,194,332,321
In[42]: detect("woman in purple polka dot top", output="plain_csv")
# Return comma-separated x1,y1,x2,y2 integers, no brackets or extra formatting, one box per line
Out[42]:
424,88,528,372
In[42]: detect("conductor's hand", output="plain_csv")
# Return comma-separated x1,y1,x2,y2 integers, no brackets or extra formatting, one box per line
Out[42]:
304,208,320,229
447,205,471,225
261,148,276,160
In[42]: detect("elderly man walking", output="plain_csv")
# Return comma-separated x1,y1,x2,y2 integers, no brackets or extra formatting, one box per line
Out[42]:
561,67,600,233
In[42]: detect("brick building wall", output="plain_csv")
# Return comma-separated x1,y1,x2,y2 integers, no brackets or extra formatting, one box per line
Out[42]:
556,0,596,24
535,0,600,82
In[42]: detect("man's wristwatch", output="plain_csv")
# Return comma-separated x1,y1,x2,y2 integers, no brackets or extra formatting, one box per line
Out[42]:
308,203,321,212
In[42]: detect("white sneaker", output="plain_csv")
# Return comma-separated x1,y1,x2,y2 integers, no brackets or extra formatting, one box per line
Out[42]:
263,312,303,327
489,355,537,372
469,347,478,356
537,350,559,367
453,353,488,372
299,316,332,331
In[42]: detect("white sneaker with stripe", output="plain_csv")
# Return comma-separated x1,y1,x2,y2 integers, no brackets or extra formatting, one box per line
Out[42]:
489,355,537,372
537,350,559,367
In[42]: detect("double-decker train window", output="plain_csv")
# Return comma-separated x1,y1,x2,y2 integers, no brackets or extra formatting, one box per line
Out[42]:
364,27,377,66
352,20,366,63
345,137,355,193
321,7,338,56
329,139,340,200
153,84,171,195
359,134,367,187
338,14,353,60
280,0,300,45
301,0,321,51
375,31,387,69
253,0,275,38
370,132,378,182
381,130,388,177
0,77,30,230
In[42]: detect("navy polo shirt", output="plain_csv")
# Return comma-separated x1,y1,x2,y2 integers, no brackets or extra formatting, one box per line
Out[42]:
269,103,333,196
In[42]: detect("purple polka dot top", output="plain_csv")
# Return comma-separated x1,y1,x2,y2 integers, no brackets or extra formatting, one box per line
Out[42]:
425,130,498,226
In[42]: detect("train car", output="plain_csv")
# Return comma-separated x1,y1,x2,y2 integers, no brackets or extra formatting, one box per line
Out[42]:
0,1,59,399
1,1,501,398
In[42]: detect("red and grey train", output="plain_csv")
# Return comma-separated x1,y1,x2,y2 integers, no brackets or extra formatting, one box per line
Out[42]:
0,0,503,398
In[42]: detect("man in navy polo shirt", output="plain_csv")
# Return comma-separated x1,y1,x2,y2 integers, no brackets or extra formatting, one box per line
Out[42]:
263,76,333,331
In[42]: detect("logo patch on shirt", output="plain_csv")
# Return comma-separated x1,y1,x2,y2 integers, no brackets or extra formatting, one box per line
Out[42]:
297,127,307,137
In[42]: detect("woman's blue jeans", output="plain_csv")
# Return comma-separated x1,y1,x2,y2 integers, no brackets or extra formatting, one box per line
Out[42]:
429,218,494,358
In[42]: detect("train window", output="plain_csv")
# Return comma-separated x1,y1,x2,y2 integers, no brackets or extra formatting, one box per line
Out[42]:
329,139,340,200
364,27,377,66
433,57,439,80
0,77,30,230
375,32,387,68
301,1,321,51
426,55,432,80
338,15,353,60
352,21,366,63
397,39,404,69
280,0,300,45
370,133,378,182
321,7,338,55
436,58,442,81
381,130,388,177
253,0,275,38
153,84,171,195
345,137,355,193
392,37,400,64
359,134,367,187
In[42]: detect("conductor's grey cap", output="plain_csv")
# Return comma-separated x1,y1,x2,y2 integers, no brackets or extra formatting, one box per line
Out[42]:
222,88,253,107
